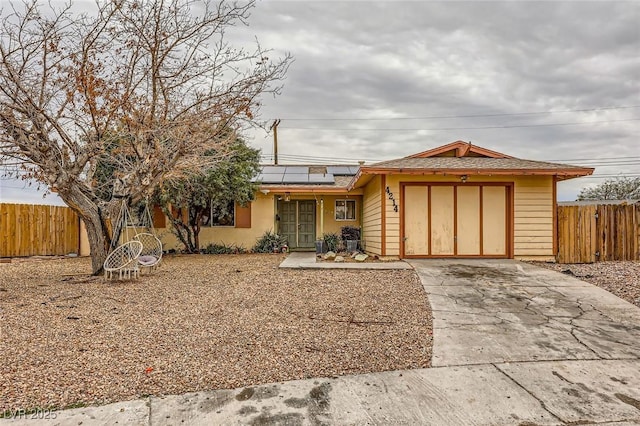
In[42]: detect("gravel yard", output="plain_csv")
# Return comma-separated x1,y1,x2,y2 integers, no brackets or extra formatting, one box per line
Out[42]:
0,254,432,413
531,261,640,308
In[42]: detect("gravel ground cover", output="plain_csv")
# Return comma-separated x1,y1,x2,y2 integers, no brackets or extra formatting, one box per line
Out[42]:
530,261,640,308
0,254,432,413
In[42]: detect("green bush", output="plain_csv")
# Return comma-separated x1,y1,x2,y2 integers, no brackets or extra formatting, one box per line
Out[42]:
253,230,288,253
322,232,340,252
341,225,362,251
202,242,246,254
340,225,361,242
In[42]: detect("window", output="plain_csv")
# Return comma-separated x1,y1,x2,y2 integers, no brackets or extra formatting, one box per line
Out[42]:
335,199,356,221
201,200,235,227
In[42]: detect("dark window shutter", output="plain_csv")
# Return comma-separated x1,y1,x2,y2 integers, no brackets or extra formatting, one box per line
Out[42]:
235,202,251,228
152,205,166,228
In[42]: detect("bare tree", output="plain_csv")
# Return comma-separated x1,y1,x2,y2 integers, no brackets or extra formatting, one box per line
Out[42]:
0,0,289,273
577,177,640,201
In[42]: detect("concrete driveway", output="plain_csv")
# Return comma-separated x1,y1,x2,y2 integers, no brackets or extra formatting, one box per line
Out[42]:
4,260,640,425
410,259,640,366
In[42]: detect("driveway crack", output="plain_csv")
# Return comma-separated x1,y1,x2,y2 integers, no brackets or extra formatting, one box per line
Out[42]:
491,363,565,423
147,396,152,426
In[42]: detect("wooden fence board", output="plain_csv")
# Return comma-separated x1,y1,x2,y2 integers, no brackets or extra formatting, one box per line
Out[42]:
558,204,639,263
0,203,79,257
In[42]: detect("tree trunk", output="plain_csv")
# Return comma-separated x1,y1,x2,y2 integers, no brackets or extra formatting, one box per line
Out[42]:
57,187,122,275
83,212,110,275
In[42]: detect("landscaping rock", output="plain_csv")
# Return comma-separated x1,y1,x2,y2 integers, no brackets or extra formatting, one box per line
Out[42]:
334,256,345,263
0,254,432,413
355,254,369,262
350,251,359,259
323,251,336,260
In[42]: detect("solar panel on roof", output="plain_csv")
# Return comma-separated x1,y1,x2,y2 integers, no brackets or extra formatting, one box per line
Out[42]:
256,173,284,183
308,173,335,184
284,166,309,174
260,166,286,174
326,166,352,175
348,166,360,174
282,173,309,184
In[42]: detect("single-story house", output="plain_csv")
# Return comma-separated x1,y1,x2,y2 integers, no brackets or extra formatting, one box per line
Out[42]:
157,140,594,260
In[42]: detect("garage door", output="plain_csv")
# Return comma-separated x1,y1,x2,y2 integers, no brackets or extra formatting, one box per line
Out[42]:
402,184,510,258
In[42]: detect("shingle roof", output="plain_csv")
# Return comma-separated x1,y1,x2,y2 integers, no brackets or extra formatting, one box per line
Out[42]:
370,157,589,171
260,176,354,190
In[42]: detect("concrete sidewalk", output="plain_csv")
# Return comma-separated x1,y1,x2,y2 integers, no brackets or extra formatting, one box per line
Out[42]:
4,359,639,425
279,251,412,270
4,260,640,425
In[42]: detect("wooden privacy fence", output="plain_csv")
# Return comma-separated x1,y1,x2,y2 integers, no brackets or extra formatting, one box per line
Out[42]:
0,203,80,257
557,203,640,263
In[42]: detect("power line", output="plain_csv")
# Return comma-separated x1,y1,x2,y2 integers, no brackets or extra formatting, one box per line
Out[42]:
278,105,640,121
261,153,640,168
543,156,640,162
280,118,640,131
581,174,640,179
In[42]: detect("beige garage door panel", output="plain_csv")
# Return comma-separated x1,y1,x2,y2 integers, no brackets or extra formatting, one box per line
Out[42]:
404,186,429,255
430,186,455,255
457,186,481,255
483,186,507,255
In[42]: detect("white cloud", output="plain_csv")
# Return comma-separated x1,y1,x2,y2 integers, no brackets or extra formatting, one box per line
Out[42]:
2,0,638,203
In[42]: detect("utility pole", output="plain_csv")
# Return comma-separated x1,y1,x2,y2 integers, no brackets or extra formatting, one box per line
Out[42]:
270,119,281,165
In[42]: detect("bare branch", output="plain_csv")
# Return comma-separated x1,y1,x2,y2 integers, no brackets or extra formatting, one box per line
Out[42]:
0,0,290,273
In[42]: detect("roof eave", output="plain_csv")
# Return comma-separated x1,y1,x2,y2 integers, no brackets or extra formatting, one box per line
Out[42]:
259,185,364,194
347,167,594,186
406,140,514,159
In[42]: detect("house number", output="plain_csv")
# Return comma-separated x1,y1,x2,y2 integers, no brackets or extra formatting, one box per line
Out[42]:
385,186,399,212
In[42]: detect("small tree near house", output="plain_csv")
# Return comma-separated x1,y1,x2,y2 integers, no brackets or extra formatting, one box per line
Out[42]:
0,0,290,274
155,137,260,253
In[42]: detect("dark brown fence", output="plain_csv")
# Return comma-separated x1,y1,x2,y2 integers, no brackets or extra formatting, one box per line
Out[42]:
557,204,639,263
0,203,80,257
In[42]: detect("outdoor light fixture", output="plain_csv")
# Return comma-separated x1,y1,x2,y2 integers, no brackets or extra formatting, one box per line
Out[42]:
460,175,468,183
284,192,291,202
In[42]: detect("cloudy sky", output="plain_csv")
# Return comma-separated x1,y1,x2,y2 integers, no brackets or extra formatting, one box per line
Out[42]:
1,0,638,204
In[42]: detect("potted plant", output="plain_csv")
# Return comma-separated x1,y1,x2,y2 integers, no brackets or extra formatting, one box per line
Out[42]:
323,232,340,253
341,225,361,252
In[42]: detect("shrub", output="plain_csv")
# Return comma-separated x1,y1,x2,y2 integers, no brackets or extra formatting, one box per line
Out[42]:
341,225,362,251
340,225,361,242
322,232,340,252
253,230,288,253
202,242,247,254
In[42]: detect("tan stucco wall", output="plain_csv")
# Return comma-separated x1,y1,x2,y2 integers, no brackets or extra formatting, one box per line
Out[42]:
156,192,364,251
157,193,276,251
365,174,554,260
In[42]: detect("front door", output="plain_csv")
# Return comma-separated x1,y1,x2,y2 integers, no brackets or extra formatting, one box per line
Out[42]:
297,201,316,248
278,200,316,248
